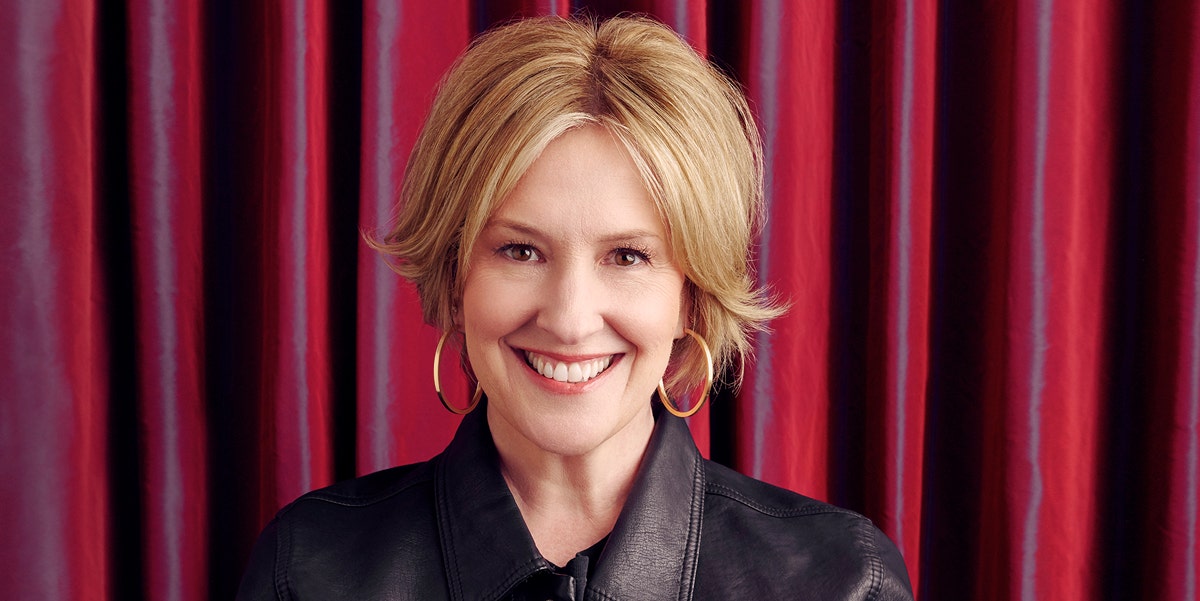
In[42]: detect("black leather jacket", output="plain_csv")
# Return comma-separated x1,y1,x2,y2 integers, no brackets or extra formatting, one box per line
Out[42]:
237,406,913,600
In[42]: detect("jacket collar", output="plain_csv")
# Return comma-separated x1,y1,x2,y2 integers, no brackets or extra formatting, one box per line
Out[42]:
589,405,705,600
434,405,550,601
434,402,705,601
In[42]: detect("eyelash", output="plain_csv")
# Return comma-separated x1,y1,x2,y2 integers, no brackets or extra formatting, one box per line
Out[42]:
494,242,653,266
612,245,652,266
497,241,540,262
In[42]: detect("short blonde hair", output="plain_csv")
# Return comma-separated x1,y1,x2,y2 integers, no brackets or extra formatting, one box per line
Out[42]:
373,15,782,395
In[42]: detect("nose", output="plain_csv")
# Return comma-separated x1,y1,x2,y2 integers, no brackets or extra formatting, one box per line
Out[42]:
535,261,606,345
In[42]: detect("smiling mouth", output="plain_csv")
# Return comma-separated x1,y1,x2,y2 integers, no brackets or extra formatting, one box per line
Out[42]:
523,351,615,383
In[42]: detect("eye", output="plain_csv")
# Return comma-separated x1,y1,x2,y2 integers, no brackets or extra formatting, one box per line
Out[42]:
612,248,649,267
501,244,540,262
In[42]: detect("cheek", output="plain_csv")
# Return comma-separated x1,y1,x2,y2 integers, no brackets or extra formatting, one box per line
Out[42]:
616,279,686,355
461,278,492,326
462,274,523,336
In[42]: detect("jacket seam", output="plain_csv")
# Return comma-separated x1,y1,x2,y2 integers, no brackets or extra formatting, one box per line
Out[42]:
274,512,292,601
434,457,464,601
680,448,704,601
705,482,860,518
859,518,884,600
300,471,434,508
588,588,619,601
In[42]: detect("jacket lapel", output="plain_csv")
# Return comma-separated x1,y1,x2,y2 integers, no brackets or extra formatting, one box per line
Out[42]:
588,412,705,601
435,406,551,601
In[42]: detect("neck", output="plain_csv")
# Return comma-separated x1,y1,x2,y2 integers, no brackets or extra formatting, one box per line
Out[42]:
488,405,655,567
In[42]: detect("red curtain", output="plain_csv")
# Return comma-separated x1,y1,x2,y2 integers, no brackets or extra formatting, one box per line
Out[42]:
2,1,1197,599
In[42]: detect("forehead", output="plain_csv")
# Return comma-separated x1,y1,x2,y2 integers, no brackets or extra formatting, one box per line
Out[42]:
484,126,667,243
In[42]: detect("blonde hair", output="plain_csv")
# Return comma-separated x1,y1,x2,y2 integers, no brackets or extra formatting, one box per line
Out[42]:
372,15,782,395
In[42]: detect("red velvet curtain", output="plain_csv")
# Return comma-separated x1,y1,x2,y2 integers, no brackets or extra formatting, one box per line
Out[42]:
2,1,1197,599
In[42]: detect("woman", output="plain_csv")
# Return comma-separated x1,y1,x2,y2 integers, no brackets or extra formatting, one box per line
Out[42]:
239,15,913,600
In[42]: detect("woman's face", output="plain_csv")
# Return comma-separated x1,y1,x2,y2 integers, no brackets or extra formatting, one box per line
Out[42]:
461,125,686,459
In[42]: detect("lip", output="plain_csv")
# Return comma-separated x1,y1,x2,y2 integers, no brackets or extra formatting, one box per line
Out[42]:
519,348,615,363
508,345,621,393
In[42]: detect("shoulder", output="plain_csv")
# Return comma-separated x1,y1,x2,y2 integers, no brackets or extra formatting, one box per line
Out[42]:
700,459,872,553
696,460,913,600
272,458,441,546
291,458,436,510
236,459,446,600
703,458,852,518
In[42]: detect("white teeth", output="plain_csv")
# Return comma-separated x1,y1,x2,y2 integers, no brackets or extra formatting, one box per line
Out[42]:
524,351,614,383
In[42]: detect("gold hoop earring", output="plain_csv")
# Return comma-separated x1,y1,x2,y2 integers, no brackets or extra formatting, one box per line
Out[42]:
658,328,714,418
433,330,482,415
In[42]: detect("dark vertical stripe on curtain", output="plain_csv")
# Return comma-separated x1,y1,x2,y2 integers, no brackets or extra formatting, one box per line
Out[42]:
327,0,363,487
829,0,871,517
1183,145,1200,599
923,2,1010,597
1102,0,1146,596
703,0,746,470
98,1,143,598
202,0,252,598
1182,30,1200,596
1150,3,1200,598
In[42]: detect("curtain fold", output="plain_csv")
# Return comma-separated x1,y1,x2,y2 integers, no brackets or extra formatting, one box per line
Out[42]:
1148,3,1200,599
863,0,934,586
126,0,209,598
1,2,109,600
740,0,836,502
258,0,336,513
2,1,1198,599
356,0,470,475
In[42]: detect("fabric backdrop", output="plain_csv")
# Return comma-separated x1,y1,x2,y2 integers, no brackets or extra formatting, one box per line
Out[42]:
2,1,1197,599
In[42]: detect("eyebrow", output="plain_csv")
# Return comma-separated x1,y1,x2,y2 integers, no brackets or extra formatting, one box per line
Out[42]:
484,218,664,244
